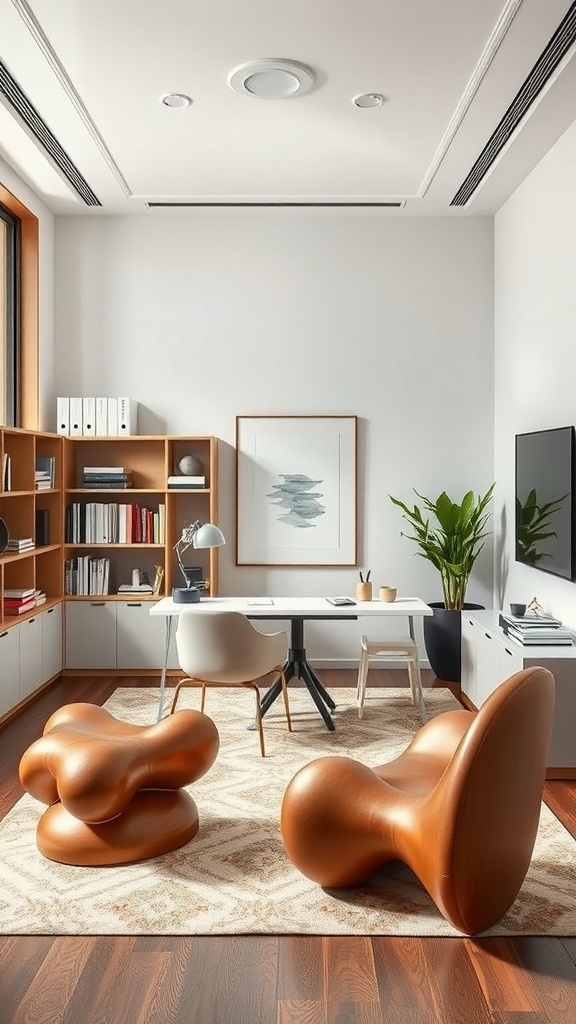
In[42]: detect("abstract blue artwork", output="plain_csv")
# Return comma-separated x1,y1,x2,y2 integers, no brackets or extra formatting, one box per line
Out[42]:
236,415,357,565
267,474,325,528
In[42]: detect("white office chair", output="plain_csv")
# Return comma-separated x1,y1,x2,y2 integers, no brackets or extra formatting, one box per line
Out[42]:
170,610,292,756
356,634,426,722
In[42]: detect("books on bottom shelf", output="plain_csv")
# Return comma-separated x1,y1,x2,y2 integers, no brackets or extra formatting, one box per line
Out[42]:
64,556,110,596
6,538,35,552
3,589,46,614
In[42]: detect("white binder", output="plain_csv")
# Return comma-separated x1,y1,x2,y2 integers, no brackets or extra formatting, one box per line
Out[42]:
117,397,138,435
82,397,96,435
107,397,118,435
56,397,70,435
95,397,108,436
69,397,83,435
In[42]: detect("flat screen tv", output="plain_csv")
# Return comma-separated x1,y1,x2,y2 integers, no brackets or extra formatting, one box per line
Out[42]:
515,425,575,580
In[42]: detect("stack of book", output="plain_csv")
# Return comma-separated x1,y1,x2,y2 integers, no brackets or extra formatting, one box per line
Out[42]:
82,467,133,489
3,588,38,615
167,475,206,489
6,537,35,553
35,456,56,489
499,612,574,646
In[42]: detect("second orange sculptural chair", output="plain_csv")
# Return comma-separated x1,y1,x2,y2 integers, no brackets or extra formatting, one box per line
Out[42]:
281,667,554,935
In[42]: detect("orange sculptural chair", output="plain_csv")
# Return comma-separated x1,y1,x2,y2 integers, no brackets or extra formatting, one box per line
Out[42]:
19,702,219,866
281,667,554,935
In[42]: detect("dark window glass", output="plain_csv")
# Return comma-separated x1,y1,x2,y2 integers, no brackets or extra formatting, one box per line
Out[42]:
0,202,20,426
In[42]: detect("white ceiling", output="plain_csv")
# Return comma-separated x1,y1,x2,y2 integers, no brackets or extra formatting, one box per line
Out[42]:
0,0,575,216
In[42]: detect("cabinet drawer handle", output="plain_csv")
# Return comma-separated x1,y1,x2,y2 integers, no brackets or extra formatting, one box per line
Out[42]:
0,630,7,639
503,648,514,657
26,618,36,624
90,602,106,607
47,608,54,615
127,602,142,608
484,632,492,640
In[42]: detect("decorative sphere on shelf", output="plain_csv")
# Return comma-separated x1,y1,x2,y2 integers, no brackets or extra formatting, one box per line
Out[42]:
178,455,204,476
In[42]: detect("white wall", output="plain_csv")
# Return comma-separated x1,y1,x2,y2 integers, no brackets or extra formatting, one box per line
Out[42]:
494,117,576,627
54,212,494,661
0,157,55,425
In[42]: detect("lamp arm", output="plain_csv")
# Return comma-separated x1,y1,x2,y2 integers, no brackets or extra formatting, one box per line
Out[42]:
173,520,201,589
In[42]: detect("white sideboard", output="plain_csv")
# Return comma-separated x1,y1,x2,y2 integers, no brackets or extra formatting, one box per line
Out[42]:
461,610,576,778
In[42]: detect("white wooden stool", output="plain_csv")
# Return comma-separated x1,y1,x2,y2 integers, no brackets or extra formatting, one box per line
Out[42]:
357,635,426,722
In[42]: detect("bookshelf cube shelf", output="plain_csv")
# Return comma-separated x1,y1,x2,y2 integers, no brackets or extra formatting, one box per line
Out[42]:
1,428,64,628
62,435,219,600
0,429,219,718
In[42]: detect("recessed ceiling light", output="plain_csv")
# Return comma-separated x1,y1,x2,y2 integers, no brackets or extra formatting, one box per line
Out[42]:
352,93,386,108
160,93,192,108
228,59,315,99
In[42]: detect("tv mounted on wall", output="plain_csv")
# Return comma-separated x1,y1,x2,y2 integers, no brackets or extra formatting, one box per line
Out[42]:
515,425,575,581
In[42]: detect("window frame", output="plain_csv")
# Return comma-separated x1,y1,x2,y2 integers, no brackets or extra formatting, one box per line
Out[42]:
0,181,39,429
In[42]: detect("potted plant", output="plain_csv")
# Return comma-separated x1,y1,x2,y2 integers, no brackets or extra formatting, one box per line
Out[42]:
389,484,495,681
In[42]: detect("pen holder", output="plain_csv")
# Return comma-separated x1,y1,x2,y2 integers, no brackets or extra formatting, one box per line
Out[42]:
356,582,373,602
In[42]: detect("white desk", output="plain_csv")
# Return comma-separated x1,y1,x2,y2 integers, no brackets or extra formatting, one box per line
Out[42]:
150,596,432,726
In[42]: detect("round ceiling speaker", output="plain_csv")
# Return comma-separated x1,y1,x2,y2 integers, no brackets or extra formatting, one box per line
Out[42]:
228,59,316,99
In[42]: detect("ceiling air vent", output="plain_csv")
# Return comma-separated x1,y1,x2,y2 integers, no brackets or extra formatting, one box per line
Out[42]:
0,58,101,206
451,1,576,206
146,201,406,209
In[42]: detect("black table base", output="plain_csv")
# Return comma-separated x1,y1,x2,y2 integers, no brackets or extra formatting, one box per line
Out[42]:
259,617,347,731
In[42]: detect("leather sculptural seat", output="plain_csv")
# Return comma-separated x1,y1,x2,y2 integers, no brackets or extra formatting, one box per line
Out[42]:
281,667,555,935
19,702,219,866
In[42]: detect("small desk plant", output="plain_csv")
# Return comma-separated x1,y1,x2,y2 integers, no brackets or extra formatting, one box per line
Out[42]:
389,485,494,681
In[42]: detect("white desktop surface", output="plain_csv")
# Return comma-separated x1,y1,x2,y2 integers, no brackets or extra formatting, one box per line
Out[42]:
150,596,433,618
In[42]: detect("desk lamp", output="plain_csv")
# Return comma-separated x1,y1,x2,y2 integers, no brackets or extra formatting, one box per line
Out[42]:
172,520,226,603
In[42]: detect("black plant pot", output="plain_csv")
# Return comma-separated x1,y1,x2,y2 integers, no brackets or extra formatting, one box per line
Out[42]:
423,602,485,683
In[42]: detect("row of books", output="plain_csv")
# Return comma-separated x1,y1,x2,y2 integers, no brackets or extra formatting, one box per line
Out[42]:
3,588,46,615
64,557,110,596
499,612,574,646
57,397,138,437
65,502,166,545
82,467,133,489
2,455,55,492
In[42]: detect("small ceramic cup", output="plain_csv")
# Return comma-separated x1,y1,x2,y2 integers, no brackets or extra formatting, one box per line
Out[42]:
510,602,526,617
379,586,397,603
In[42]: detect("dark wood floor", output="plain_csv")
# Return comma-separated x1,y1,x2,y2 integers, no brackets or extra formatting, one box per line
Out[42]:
1,670,576,1024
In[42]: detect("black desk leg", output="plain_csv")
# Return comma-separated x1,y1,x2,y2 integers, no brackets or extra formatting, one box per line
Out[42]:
259,618,336,730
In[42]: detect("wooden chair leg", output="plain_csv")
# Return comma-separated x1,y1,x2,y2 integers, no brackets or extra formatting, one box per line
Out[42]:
170,678,201,715
200,683,206,713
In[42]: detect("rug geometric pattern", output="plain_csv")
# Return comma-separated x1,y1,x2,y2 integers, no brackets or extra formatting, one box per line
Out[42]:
0,686,575,936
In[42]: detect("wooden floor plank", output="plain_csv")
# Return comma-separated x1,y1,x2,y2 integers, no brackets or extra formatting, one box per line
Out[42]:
1,671,576,1023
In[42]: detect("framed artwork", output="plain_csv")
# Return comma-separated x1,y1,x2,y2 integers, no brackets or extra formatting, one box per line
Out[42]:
236,415,357,566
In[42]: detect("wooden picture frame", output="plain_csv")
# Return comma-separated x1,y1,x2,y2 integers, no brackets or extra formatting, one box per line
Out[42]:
235,415,357,566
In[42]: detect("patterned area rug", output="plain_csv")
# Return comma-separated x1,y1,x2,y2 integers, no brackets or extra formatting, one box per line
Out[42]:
1,686,575,936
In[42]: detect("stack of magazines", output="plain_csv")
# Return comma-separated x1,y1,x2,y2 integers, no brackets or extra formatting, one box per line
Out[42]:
499,612,574,646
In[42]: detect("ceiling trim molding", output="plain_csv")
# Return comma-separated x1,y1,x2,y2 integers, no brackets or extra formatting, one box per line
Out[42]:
10,0,131,198
0,58,101,206
451,0,576,205
418,0,525,198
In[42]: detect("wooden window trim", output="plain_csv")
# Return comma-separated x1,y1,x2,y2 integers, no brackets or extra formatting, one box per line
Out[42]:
0,181,39,429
